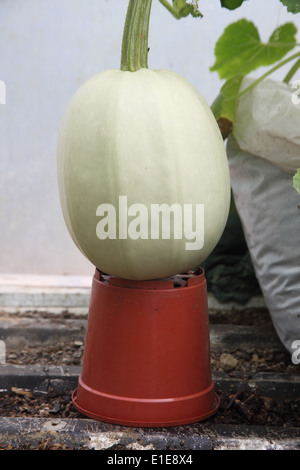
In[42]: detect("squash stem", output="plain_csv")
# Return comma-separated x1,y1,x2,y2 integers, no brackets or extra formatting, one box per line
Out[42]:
121,0,153,72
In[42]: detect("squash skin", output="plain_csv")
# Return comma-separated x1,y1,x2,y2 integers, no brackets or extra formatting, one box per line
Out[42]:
57,68,231,280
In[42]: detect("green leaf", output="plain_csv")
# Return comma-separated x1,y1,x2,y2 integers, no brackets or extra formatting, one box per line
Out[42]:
211,75,244,121
220,0,245,10
280,0,300,13
293,169,300,194
211,75,244,139
210,19,298,80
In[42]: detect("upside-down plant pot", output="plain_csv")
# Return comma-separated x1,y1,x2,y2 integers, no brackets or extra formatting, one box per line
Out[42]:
72,268,219,427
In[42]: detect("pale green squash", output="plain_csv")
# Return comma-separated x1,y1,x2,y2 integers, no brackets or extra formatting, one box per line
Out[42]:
57,68,231,280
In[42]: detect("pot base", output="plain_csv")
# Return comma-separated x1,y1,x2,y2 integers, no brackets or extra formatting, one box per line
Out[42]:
72,387,220,427
72,268,219,427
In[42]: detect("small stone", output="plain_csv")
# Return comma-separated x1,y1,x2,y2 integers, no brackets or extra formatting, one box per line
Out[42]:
49,401,61,414
8,354,18,360
252,353,259,362
220,353,238,372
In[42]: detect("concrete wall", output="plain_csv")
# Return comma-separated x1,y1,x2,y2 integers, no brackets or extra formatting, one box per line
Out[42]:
0,0,298,275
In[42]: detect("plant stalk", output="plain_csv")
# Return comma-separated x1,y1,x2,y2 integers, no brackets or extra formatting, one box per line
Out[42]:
121,0,153,72
158,0,181,19
233,51,300,101
283,58,300,84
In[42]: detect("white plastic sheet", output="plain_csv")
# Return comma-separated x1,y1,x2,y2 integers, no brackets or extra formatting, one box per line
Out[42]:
233,77,300,175
227,136,300,354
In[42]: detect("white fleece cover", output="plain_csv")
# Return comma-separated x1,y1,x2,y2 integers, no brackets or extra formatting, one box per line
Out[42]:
227,135,300,355
233,77,300,175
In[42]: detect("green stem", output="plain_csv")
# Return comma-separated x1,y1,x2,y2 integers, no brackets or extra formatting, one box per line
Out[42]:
120,0,152,72
283,58,300,84
158,0,181,19
233,51,300,101
158,0,203,19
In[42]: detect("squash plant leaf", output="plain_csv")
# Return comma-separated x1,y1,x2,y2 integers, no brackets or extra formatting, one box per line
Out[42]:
280,0,300,13
211,75,244,139
220,0,245,10
293,169,300,195
210,19,298,80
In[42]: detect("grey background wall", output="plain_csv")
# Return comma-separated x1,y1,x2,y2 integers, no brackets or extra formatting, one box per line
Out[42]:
0,0,298,276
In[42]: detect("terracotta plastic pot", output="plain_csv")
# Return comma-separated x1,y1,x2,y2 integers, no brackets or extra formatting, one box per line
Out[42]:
72,268,219,427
